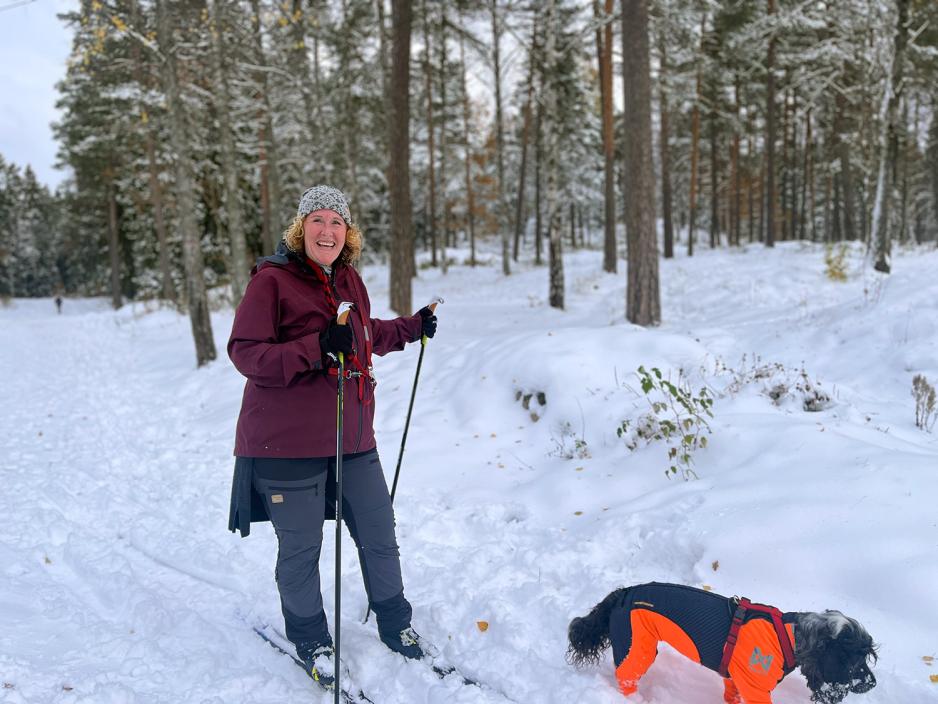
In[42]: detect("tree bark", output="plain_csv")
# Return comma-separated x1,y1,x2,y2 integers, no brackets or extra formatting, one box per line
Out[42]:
544,0,564,309
249,0,284,252
388,0,414,314
765,0,777,248
534,92,544,266
731,76,741,246
621,0,660,326
800,108,812,240
834,92,859,241
459,16,477,266
421,0,437,266
490,0,510,275
597,0,617,270
106,175,122,309
873,0,910,273
437,7,449,273
709,98,719,249
687,15,704,257
658,32,674,259
289,0,322,182
209,0,248,306
155,0,216,366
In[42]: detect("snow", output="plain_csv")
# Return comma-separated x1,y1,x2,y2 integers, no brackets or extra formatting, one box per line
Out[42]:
2,241,937,704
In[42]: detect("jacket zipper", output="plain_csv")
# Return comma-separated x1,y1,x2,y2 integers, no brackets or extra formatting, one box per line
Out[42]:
267,484,319,495
331,270,364,454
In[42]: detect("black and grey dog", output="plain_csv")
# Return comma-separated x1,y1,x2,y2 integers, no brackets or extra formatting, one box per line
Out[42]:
567,582,877,704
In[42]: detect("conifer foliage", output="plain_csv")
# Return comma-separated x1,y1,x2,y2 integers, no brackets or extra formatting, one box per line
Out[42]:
1,0,936,362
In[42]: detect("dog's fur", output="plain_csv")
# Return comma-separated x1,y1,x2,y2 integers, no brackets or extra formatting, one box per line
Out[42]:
567,586,877,704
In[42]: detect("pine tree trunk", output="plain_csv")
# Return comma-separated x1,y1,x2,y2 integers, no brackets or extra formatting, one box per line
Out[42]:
688,16,704,257
106,176,122,309
490,0,510,275
437,8,449,274
289,0,322,182
459,20,477,267
765,0,777,248
145,132,174,302
834,92,859,241
800,109,812,241
534,94,544,266
155,0,216,366
388,0,414,315
928,97,938,239
709,103,719,248
513,11,538,262
597,0,618,270
129,0,174,303
688,66,701,256
421,0,437,267
657,28,673,259
209,0,248,306
748,130,755,243
249,0,284,252
873,0,910,273
621,0,660,326
544,0,564,309
339,0,359,214
732,76,741,247
833,175,843,242
758,155,765,242
780,87,790,241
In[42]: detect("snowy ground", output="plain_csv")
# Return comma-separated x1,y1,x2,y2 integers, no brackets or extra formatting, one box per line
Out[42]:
2,241,937,704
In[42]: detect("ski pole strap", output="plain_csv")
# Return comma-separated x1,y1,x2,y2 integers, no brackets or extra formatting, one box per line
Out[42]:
327,361,373,402
718,598,796,678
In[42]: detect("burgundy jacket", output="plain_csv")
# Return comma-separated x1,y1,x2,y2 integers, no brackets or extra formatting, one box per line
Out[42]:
228,245,422,458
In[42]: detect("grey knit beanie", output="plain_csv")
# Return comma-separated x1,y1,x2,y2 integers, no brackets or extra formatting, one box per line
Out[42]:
297,185,352,226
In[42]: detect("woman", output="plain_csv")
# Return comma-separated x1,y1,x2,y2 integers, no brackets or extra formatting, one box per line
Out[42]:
227,185,437,686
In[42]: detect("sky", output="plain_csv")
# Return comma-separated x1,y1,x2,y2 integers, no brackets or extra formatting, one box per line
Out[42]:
0,0,75,190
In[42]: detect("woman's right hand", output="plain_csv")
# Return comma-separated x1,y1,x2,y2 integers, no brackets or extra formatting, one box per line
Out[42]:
319,318,355,358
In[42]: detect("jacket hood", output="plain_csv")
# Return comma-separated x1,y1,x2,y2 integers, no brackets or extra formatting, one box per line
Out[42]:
252,240,335,280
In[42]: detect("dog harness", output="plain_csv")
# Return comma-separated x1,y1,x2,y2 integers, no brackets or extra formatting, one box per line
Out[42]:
719,597,796,678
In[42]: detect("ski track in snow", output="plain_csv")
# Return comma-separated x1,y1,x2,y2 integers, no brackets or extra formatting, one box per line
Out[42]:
2,242,937,703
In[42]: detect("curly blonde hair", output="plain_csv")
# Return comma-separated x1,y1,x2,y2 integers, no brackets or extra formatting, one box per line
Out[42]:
283,214,363,266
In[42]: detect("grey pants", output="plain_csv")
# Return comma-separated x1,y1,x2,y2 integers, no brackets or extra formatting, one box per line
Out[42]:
252,450,408,647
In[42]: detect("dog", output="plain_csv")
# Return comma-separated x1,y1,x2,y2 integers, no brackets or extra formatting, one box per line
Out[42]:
567,582,877,704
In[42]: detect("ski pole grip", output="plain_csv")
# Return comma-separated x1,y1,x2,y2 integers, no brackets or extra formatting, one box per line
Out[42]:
427,295,444,314
336,301,353,325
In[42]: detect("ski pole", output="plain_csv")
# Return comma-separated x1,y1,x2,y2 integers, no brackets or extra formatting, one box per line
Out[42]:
333,301,353,704
390,296,443,502
365,296,443,624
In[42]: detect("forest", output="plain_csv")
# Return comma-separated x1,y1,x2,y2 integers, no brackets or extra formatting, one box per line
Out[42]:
1,0,937,365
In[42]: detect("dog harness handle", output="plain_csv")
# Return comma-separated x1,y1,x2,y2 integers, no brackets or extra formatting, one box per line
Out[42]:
718,597,796,678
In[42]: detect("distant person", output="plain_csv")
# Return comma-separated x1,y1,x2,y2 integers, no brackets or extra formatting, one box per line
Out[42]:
226,185,438,688
54,296,62,314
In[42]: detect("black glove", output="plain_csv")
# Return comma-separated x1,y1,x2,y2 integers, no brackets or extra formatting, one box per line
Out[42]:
320,318,354,358
418,306,437,339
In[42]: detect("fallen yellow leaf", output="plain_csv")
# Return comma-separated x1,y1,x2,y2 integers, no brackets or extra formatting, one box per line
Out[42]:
930,674,938,684
574,511,583,516
702,585,712,591
477,621,489,632
924,656,935,664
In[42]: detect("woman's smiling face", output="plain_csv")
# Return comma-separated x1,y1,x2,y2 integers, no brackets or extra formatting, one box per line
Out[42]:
303,209,348,267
